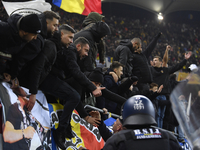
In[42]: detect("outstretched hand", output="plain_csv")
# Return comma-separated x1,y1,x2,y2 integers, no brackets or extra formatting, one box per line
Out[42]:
166,45,171,51
92,86,106,97
157,85,163,93
84,115,101,126
185,51,192,60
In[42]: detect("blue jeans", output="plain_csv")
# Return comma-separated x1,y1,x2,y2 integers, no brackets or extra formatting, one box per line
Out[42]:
156,95,166,128
175,126,185,141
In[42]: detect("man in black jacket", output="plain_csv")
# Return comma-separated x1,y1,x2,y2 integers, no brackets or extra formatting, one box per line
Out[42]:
39,35,104,149
74,21,111,72
0,13,41,115
114,33,162,94
0,13,41,76
113,38,141,78
8,11,60,111
150,51,192,128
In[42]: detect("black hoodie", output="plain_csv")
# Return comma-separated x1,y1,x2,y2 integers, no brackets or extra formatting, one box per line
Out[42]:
74,21,111,72
114,40,134,77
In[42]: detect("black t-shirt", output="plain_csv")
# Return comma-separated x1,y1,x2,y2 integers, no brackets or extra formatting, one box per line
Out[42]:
3,103,30,150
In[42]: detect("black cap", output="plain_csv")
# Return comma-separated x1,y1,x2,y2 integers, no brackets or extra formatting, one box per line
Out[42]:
19,14,41,34
88,68,104,84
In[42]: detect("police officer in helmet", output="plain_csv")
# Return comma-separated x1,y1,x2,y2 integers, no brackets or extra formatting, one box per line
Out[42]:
103,95,182,150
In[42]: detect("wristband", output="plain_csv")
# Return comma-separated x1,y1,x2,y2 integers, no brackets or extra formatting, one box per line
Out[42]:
22,128,25,139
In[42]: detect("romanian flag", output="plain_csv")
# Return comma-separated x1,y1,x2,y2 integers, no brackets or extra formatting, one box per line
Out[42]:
49,103,105,150
52,0,102,15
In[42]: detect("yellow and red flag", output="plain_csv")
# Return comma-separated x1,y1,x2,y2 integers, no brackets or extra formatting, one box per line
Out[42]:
49,103,105,150
52,0,102,15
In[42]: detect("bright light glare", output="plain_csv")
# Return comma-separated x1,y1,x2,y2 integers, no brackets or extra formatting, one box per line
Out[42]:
158,13,163,20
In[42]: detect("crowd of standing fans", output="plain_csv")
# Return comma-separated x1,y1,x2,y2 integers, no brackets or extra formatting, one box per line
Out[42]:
0,1,198,149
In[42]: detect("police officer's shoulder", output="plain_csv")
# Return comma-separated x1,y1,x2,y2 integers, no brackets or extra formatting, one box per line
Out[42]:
159,128,179,142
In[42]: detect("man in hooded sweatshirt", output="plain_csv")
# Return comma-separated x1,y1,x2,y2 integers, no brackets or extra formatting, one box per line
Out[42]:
74,21,111,72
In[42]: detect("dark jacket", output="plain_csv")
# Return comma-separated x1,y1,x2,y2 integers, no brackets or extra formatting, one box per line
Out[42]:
8,13,48,94
74,22,110,72
98,119,113,142
113,40,134,77
103,127,182,150
114,33,161,81
51,44,97,92
150,59,187,95
0,14,27,74
132,33,161,84
18,39,57,94
96,69,136,114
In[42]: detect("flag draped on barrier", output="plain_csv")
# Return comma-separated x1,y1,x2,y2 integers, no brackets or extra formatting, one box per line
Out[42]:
52,0,102,15
49,103,105,150
2,0,51,16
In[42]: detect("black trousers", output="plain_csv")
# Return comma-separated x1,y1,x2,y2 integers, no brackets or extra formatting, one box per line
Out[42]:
39,74,80,130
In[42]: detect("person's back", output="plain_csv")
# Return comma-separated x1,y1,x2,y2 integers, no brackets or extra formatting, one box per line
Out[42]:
113,40,134,77
103,127,182,150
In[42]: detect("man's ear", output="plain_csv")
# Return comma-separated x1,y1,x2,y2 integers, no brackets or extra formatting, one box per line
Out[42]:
117,124,122,131
60,31,64,36
21,30,28,36
76,43,81,51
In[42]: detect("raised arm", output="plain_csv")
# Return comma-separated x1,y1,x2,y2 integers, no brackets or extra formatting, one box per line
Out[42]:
162,45,170,67
168,51,192,74
143,32,162,58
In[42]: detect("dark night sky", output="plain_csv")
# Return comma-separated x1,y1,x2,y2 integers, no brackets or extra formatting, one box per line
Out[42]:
102,2,200,24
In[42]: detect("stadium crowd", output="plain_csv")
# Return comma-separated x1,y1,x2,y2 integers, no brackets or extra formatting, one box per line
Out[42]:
0,1,198,149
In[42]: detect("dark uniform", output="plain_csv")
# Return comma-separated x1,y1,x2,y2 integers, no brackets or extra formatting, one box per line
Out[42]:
103,95,182,150
103,127,182,150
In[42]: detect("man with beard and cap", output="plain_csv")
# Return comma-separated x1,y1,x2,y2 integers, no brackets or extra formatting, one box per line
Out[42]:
74,21,111,72
4,11,60,111
114,33,162,95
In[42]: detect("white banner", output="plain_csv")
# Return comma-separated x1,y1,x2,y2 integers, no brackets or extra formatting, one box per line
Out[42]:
2,0,52,16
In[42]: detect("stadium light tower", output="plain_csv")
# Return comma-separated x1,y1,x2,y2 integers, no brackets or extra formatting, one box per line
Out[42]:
158,12,163,20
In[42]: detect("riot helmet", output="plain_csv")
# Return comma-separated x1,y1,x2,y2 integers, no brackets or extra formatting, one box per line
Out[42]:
122,95,157,127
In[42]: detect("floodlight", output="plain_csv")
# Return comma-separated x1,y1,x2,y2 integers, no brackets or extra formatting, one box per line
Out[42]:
158,13,163,20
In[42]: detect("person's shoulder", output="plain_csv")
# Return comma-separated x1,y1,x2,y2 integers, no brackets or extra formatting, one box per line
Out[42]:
68,44,76,51
159,128,177,141
44,39,55,46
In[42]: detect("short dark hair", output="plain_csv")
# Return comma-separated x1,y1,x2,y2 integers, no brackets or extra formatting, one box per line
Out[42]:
110,61,124,70
59,24,75,33
153,56,162,62
74,37,90,46
131,38,141,45
43,11,60,20
149,82,158,89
